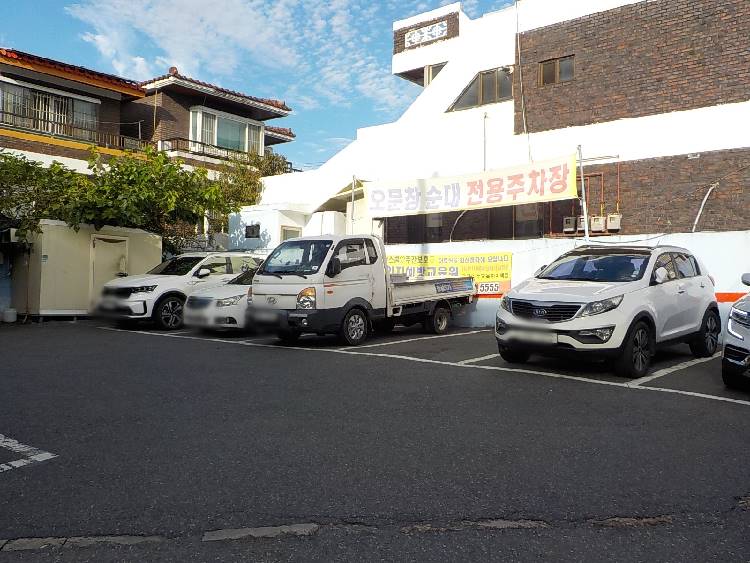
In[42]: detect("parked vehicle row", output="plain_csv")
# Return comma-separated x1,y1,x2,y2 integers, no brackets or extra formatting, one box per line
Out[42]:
98,235,476,345
98,237,749,388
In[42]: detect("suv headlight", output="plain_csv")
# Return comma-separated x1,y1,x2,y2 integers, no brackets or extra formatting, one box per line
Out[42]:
500,295,511,312
297,287,316,310
216,295,245,307
131,285,157,294
580,295,623,317
730,307,749,327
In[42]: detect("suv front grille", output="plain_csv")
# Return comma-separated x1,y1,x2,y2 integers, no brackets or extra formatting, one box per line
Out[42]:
102,287,134,298
724,344,750,365
510,300,582,323
186,296,213,309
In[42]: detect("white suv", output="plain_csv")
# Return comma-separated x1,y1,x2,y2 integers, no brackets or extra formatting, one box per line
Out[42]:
495,245,720,378
98,252,263,330
722,274,750,389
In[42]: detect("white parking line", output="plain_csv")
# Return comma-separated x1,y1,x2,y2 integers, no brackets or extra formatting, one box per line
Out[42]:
348,329,490,349
98,327,750,409
457,353,500,365
627,354,721,387
0,434,57,474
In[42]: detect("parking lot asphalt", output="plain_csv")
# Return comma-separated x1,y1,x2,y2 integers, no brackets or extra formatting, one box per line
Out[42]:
2,320,750,562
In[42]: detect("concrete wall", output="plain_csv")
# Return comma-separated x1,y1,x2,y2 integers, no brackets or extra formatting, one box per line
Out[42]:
229,206,309,252
385,230,750,328
11,221,161,315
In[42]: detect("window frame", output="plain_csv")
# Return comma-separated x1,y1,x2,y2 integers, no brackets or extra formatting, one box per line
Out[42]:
189,105,264,155
333,238,368,271
280,226,302,242
448,67,513,112
538,55,575,87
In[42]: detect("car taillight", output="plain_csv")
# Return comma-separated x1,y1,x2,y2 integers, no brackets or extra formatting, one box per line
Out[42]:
247,286,253,303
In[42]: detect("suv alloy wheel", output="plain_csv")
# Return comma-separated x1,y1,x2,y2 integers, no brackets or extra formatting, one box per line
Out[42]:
614,321,653,378
689,309,721,358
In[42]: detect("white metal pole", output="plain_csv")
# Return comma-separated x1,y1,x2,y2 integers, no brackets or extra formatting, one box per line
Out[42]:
351,174,356,235
577,145,590,242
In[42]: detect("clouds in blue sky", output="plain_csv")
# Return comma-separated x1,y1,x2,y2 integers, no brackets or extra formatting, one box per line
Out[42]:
44,1,511,166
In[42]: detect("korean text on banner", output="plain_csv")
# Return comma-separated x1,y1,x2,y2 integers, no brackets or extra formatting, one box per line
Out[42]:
366,153,577,218
386,253,512,296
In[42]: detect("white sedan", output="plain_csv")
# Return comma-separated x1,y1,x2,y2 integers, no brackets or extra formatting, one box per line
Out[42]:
184,269,255,330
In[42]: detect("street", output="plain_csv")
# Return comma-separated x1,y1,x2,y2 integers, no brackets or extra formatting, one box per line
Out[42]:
1,321,750,562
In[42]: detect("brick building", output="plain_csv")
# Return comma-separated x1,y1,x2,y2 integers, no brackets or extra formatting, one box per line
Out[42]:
0,49,295,175
253,0,748,247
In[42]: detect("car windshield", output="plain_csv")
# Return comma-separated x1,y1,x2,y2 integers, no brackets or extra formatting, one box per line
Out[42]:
228,269,256,285
147,256,204,276
258,240,333,276
538,253,650,282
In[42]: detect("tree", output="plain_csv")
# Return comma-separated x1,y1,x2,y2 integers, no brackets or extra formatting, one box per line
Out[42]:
211,151,289,232
0,150,80,240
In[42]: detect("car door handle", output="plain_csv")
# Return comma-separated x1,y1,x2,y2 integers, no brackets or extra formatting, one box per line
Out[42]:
677,285,686,294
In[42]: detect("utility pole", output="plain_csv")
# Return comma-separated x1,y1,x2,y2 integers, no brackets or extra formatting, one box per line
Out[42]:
577,145,590,242
351,174,356,235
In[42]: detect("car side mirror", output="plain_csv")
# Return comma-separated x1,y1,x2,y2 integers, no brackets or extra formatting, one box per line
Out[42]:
653,266,669,285
196,268,211,279
741,273,750,287
534,265,547,277
326,257,342,278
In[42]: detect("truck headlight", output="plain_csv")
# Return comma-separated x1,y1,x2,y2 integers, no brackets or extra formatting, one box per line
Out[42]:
131,285,157,294
216,295,245,307
297,287,316,310
580,295,623,317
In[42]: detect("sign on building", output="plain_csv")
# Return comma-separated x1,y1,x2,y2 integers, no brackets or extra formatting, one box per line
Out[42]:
365,153,578,218
386,252,512,296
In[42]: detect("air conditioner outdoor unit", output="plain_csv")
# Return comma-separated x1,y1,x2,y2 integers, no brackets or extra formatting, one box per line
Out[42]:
577,216,586,232
590,216,606,233
563,217,577,234
607,213,622,232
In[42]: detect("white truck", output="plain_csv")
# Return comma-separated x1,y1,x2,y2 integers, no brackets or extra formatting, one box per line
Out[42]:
247,235,476,345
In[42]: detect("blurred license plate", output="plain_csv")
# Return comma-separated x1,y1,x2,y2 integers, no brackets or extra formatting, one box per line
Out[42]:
512,330,557,344
255,310,279,322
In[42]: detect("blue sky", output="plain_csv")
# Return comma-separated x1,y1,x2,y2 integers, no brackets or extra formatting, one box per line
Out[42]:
1,0,510,169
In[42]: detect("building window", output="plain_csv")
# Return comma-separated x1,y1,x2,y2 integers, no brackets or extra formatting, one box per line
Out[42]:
281,226,302,241
539,55,574,86
425,62,446,85
449,67,513,111
189,106,263,155
0,80,99,141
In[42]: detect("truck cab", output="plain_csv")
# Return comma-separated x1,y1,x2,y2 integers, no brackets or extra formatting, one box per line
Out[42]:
248,234,474,345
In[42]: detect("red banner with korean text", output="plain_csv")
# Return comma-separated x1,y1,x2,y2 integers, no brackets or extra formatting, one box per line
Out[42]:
365,153,578,217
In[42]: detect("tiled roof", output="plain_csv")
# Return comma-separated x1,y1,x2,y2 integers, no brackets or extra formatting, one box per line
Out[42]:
265,126,296,139
142,68,291,113
0,48,143,93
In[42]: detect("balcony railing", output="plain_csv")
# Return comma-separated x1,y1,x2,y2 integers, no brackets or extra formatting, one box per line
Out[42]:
0,110,151,152
163,137,297,172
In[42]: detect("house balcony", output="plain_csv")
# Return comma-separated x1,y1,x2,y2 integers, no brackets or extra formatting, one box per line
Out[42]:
0,110,152,152
161,137,296,173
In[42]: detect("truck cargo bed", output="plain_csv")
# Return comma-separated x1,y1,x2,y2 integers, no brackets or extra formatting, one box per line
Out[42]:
391,276,475,306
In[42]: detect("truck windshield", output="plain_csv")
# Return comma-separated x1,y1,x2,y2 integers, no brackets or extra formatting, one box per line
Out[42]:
258,240,333,276
538,253,650,282
147,256,204,275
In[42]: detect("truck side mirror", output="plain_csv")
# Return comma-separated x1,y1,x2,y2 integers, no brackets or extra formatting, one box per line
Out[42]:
742,273,750,287
196,268,211,279
653,266,669,285
326,257,342,277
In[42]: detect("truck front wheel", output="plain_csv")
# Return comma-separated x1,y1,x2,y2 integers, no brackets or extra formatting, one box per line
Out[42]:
340,308,368,346
424,306,450,335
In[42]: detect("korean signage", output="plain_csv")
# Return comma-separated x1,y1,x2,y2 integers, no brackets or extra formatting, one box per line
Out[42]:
405,21,448,48
386,252,512,296
365,153,578,218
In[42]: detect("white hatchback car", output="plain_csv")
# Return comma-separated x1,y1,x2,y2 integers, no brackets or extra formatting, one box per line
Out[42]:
495,245,720,378
184,268,257,330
